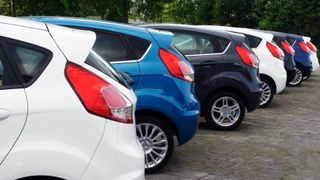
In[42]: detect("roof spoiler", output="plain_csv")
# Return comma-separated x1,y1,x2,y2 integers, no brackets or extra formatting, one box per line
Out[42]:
46,24,96,66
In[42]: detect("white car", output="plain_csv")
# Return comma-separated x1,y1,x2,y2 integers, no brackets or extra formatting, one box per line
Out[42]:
303,36,319,72
0,16,144,180
199,25,287,107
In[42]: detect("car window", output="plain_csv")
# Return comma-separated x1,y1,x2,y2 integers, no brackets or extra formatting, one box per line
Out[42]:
93,32,132,62
244,34,262,48
126,36,151,59
217,37,230,53
287,37,296,45
85,50,129,88
0,58,3,86
172,33,214,55
0,52,19,88
9,44,50,84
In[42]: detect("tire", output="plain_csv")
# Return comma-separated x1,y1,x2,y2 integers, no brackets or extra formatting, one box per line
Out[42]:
259,78,275,108
136,116,174,174
288,67,303,87
303,74,311,80
205,92,245,130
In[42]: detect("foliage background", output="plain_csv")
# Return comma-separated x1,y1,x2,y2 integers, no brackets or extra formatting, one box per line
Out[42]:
0,0,319,58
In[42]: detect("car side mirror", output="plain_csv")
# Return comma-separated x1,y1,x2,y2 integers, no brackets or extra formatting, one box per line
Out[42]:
119,72,134,87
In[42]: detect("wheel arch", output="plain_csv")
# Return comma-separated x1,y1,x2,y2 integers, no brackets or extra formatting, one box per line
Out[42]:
17,176,65,180
135,109,179,138
259,74,276,93
202,87,248,115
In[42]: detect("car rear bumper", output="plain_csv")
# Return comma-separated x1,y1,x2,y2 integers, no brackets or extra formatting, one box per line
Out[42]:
273,61,287,94
246,90,262,112
302,65,312,77
175,108,199,145
82,121,145,180
286,69,296,83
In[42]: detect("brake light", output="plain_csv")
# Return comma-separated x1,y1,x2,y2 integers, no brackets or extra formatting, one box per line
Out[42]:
66,62,133,124
281,41,295,55
306,41,317,52
236,45,259,68
299,41,309,53
159,49,194,82
266,42,284,60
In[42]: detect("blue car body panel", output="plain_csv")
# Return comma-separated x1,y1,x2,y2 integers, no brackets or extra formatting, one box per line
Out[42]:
286,34,312,76
27,16,200,145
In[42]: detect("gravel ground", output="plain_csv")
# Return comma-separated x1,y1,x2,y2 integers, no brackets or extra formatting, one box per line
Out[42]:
146,71,320,180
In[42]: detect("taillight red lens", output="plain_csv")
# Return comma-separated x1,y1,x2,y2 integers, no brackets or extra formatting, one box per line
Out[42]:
66,62,133,124
266,42,284,60
306,41,317,52
236,45,259,68
281,41,295,55
159,49,194,82
299,41,309,53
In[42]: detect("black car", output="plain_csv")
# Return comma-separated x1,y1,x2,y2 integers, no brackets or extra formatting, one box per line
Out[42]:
262,31,296,83
140,24,262,130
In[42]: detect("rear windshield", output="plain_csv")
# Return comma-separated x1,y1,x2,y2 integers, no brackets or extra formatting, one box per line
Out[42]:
85,50,128,87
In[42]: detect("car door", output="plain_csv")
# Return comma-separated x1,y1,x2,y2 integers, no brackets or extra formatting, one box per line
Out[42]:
91,31,141,90
0,45,27,164
170,31,225,88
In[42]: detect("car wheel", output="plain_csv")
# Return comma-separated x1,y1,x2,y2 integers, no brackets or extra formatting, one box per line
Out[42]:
288,67,303,86
205,92,245,130
136,116,174,174
303,74,310,80
259,78,274,108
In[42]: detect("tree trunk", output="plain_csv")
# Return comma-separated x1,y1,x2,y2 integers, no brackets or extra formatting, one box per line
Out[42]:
122,0,129,23
11,0,16,17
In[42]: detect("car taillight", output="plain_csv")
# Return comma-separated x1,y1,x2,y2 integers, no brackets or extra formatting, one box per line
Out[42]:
236,45,259,68
159,49,194,82
281,41,295,55
66,62,133,124
266,42,284,60
306,41,317,52
299,41,309,53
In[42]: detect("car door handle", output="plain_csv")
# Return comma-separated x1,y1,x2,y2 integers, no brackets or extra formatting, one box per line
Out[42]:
0,109,10,120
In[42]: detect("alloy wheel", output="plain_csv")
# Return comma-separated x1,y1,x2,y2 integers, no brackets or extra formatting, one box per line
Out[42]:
289,68,303,86
260,81,272,106
136,123,168,169
211,96,241,127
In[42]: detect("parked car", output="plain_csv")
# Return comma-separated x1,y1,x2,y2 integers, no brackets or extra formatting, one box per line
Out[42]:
198,26,287,107
285,34,312,86
0,16,144,180
140,24,261,130
303,36,319,73
28,17,200,173
260,31,296,83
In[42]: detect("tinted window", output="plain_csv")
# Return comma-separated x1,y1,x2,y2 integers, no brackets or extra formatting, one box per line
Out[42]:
85,50,128,87
172,33,214,55
126,36,150,59
9,44,50,84
0,58,3,86
93,32,131,62
0,51,19,88
287,37,296,45
217,37,230,52
244,34,262,48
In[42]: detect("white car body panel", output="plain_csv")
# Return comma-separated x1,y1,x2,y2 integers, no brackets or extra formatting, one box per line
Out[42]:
0,16,144,180
47,24,96,66
303,36,319,71
0,89,27,164
199,25,287,94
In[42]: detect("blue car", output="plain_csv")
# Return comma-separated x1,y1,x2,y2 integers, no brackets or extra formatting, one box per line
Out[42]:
286,34,312,86
27,16,200,173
